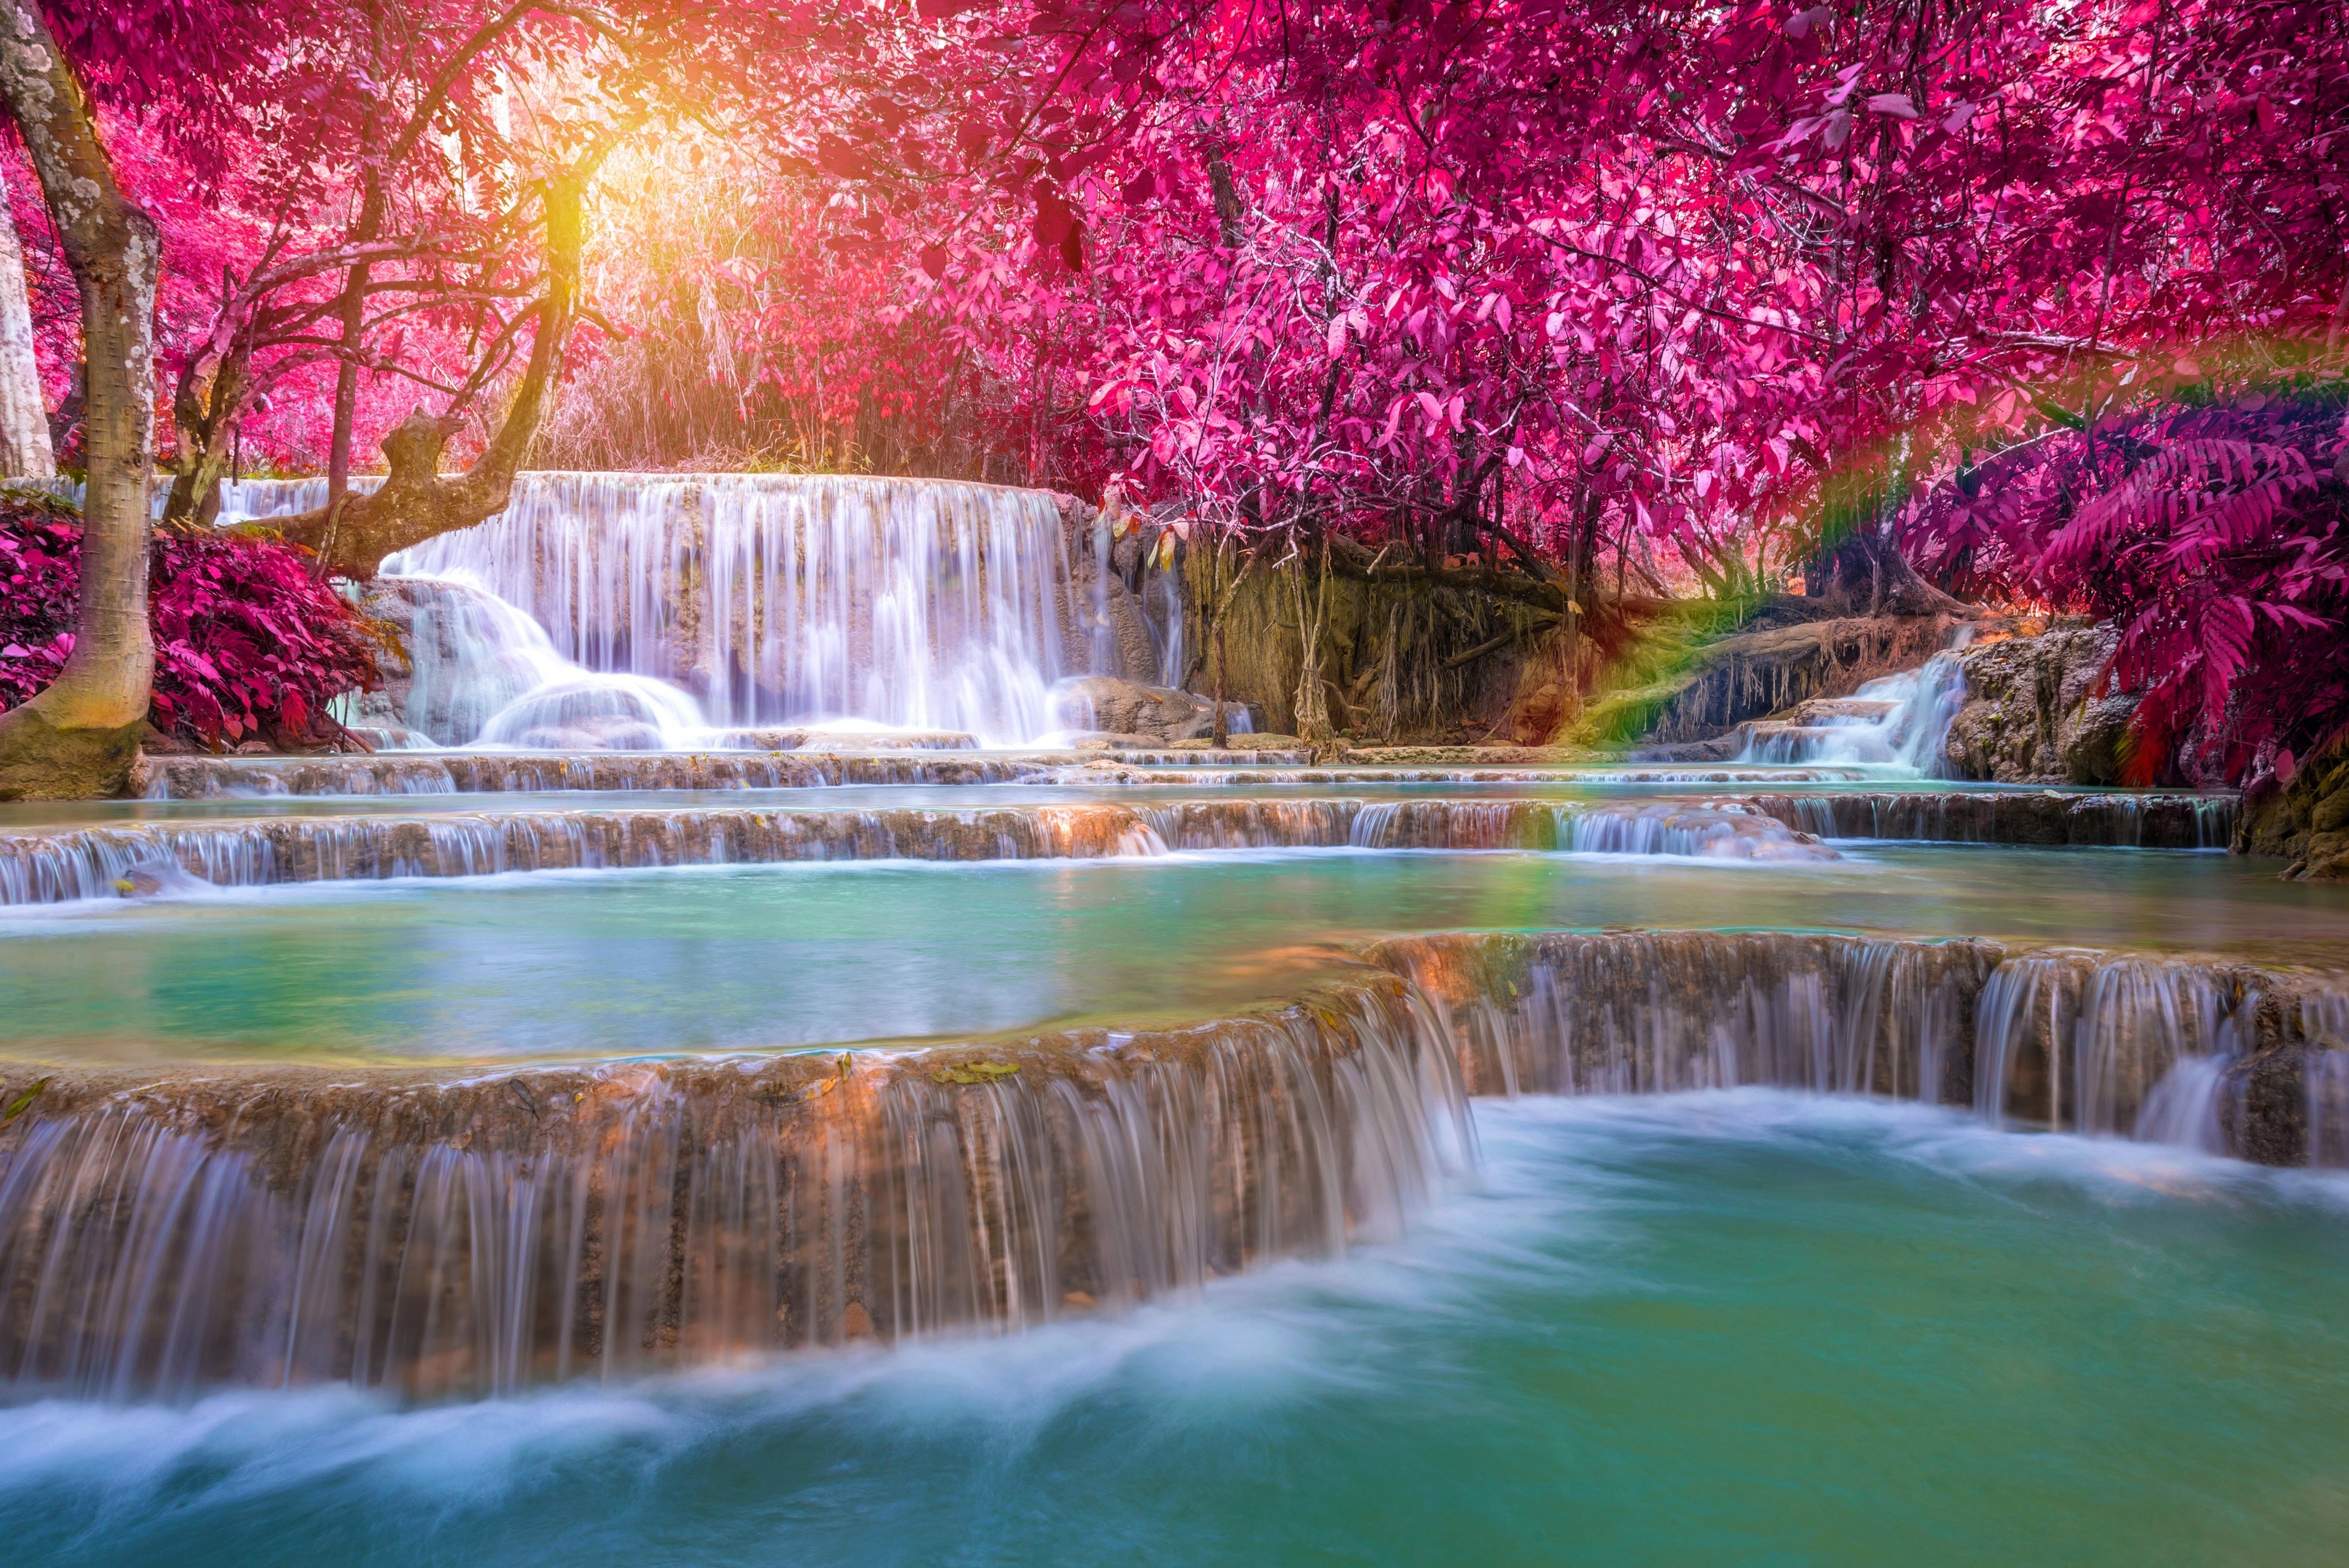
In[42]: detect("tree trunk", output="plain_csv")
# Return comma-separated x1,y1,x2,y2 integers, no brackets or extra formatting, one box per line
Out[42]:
0,1,160,799
1291,541,1334,745
163,339,249,529
0,163,53,478
1806,520,1970,618
1211,612,1229,749
275,176,583,578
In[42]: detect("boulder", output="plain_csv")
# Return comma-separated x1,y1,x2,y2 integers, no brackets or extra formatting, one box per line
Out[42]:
1052,676,1251,743
1940,620,2138,784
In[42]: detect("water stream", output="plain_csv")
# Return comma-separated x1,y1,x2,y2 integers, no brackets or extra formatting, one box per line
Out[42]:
9,472,2348,1561
1736,634,1973,773
6,1097,2348,1564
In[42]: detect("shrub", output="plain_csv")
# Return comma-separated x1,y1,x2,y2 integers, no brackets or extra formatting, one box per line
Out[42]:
1901,392,2349,784
1,495,382,748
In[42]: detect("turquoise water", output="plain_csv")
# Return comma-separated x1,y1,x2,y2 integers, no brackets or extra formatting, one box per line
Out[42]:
1,844,2331,1063
6,760,2344,1564
7,1094,2346,1566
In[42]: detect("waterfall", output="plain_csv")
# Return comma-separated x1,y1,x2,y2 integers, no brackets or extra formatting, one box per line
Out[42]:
1968,952,2262,1137
1745,790,2236,848
0,798,1845,907
10,791,2268,907
8,929,2349,1400
2301,993,2349,1167
1736,632,1973,773
135,748,1302,800
219,473,1080,747
0,984,1468,1400
1378,931,1987,1102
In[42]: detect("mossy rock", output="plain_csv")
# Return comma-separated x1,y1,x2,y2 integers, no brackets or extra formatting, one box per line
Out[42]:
2237,736,2349,880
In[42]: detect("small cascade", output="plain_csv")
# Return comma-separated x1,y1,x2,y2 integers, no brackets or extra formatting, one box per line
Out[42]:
2300,993,2349,1167
377,572,709,749
2133,1055,2236,1154
6,930,2348,1401
8,788,2262,904
1378,931,1989,1102
1558,803,1838,861
1736,637,1972,773
215,476,371,521
137,751,1052,800
0,798,1850,907
135,749,1310,800
1968,952,2259,1135
0,805,1178,905
0,983,1467,1400
1342,800,1835,859
1746,790,2235,849
1381,930,2349,1163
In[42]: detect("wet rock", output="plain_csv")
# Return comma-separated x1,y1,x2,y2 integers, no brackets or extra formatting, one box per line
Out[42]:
109,859,210,899
2237,736,2349,880
2217,1047,2309,1166
1940,620,2139,784
1052,676,1251,742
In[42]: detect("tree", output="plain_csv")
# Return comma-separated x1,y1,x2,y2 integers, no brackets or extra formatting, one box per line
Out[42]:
271,168,591,577
0,166,52,478
0,0,157,797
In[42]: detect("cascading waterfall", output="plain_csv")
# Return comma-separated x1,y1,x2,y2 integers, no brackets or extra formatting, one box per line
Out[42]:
3,789,2255,907
219,473,1083,748
134,748,1300,800
0,798,1842,907
0,983,1468,1400
1380,931,1986,1102
7,929,2349,1402
1747,789,2236,848
1736,634,1974,773
2301,992,2349,1166
1969,951,2267,1140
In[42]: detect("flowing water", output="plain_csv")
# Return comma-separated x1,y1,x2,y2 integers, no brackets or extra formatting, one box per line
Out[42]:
0,835,2330,1063
223,473,1080,746
6,1096,2348,1566
9,473,2349,1562
1736,639,1974,771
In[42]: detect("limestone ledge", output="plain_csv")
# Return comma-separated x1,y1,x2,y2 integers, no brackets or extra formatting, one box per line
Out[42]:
7,930,2347,1398
137,744,1317,798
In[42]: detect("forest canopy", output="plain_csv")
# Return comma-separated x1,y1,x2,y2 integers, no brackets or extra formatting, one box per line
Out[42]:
0,0,2344,786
